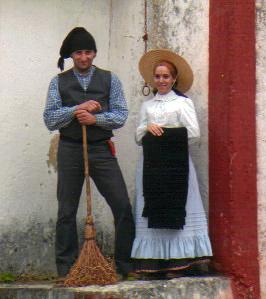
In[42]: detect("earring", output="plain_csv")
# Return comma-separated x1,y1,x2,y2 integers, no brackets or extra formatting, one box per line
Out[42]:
171,78,177,88
142,83,151,96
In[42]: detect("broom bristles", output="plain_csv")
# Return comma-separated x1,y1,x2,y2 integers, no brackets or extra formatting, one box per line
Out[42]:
64,219,118,287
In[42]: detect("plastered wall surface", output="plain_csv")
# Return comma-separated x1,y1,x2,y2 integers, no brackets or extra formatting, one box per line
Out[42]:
0,0,113,274
256,1,266,297
0,0,144,274
0,0,209,274
148,0,209,210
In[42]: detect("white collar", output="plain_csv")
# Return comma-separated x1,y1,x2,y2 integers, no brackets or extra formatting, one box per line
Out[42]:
154,90,177,102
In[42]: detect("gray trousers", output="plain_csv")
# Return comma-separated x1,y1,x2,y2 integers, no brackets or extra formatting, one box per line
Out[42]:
56,139,135,276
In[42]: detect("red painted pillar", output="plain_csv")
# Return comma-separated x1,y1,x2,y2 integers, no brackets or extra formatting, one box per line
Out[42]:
209,1,259,298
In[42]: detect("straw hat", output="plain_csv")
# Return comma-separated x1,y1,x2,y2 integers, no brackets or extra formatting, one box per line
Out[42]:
139,49,193,93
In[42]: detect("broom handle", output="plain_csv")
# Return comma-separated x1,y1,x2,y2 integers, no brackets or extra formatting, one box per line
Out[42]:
82,125,92,217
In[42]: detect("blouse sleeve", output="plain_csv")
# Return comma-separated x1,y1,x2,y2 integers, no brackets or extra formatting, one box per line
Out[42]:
135,101,148,145
179,98,200,141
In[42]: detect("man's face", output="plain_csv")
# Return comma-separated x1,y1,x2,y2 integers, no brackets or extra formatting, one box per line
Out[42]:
71,50,96,73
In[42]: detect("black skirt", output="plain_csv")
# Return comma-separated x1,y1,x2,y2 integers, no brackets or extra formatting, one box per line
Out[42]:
142,127,189,229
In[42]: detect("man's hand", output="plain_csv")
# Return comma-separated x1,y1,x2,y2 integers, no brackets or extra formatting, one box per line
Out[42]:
147,123,164,136
74,110,96,125
77,100,101,113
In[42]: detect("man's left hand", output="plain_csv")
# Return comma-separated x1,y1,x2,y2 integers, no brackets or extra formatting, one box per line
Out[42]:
74,110,96,125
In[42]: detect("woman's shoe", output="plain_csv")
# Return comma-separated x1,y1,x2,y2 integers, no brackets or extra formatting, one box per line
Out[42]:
165,271,184,279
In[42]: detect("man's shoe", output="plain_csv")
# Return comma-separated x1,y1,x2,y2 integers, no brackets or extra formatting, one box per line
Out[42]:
118,271,141,281
54,276,66,286
126,272,142,281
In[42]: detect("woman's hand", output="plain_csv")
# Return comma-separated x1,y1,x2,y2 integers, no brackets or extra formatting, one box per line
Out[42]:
147,123,164,136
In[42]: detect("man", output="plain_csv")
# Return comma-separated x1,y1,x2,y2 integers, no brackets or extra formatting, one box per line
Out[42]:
43,27,135,278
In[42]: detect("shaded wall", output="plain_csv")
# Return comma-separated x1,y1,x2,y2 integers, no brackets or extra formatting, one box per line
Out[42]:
209,1,259,298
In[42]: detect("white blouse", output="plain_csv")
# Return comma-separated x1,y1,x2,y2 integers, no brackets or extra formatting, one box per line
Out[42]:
136,90,200,145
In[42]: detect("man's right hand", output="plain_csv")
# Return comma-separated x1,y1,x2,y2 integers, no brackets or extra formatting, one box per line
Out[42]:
76,100,101,113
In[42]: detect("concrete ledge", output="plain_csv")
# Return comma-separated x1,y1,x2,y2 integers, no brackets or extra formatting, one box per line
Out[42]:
0,276,233,299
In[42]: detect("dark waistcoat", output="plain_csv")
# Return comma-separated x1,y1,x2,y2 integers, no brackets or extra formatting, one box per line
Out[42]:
58,67,113,142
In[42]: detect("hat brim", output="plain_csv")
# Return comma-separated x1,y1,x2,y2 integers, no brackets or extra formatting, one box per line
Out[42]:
139,49,193,93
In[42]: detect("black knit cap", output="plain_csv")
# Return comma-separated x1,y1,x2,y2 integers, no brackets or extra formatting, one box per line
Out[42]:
57,27,97,71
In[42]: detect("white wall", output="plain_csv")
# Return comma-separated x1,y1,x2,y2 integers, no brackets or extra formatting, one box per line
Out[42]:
147,0,210,210
0,0,113,273
0,0,209,274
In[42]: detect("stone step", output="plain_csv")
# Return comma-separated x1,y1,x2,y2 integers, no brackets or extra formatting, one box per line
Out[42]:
0,276,232,299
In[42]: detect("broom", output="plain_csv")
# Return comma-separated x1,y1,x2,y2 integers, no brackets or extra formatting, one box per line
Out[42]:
64,125,118,287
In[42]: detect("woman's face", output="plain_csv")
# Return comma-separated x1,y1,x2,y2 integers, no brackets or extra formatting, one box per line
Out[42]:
153,65,176,95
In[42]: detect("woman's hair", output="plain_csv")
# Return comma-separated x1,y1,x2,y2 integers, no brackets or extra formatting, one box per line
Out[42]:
153,61,178,80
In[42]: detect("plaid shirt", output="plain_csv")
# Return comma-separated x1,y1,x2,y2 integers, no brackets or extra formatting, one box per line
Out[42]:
43,66,128,131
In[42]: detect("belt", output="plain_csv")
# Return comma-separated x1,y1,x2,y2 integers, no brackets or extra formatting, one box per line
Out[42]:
60,135,109,145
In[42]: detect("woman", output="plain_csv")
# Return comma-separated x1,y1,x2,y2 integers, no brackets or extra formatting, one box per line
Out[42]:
131,49,212,278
